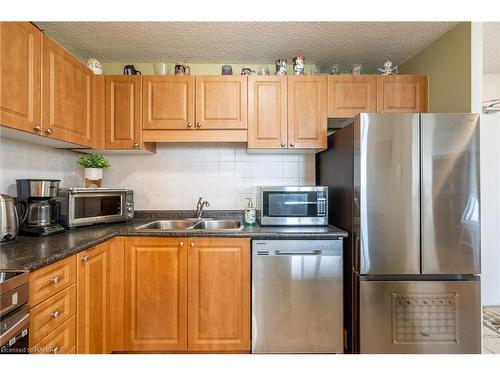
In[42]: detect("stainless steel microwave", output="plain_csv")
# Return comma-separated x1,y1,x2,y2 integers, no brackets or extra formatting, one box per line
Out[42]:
57,188,134,228
256,186,328,226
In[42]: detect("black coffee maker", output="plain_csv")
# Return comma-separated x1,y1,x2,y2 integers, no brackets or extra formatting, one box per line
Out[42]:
16,179,65,236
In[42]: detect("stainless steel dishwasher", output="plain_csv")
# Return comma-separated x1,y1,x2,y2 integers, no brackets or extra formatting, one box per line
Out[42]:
252,239,343,353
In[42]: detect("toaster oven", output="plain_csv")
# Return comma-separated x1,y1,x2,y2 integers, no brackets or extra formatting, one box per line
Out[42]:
57,188,134,228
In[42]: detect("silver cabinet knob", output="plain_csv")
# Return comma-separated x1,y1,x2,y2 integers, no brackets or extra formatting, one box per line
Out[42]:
133,143,139,148
52,346,60,354
190,242,195,247
179,241,184,247
290,142,296,147
196,122,202,128
45,128,53,135
280,142,286,147
33,125,42,133
51,276,61,284
81,256,89,262
187,122,192,128
51,310,61,319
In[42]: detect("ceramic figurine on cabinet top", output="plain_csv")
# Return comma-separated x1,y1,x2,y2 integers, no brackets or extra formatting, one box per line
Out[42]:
241,66,255,75
378,60,398,75
86,58,103,75
275,58,287,75
293,56,305,75
328,64,340,75
222,65,233,75
351,64,362,75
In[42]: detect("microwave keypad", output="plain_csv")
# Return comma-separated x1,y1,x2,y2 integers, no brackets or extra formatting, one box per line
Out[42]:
317,199,327,215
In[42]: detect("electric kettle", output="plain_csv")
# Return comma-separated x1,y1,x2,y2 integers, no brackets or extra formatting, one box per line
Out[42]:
0,194,27,242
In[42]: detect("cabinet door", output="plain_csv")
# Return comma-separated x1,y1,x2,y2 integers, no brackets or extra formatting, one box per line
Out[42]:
77,242,108,354
328,75,377,118
42,35,92,146
143,76,194,130
187,237,250,352
0,22,41,133
124,237,187,351
195,76,247,129
377,75,428,113
107,237,125,353
105,75,142,149
247,76,287,149
288,76,327,149
91,75,106,149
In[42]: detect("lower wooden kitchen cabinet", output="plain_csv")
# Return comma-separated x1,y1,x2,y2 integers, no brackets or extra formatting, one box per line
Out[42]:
76,241,109,354
123,237,188,352
122,236,250,353
187,238,250,352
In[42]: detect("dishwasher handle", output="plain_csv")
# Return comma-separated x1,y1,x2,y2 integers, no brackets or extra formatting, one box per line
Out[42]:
275,250,322,255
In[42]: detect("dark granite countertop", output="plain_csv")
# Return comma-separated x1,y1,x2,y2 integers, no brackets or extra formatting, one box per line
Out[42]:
0,211,347,272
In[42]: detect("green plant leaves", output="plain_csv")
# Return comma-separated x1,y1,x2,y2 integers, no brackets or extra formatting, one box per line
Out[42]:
76,153,111,169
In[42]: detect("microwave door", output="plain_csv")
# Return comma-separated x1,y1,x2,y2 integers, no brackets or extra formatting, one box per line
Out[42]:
265,192,318,217
420,114,480,275
70,193,124,224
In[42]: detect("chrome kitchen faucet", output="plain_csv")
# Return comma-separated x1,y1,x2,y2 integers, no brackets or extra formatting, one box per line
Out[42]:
196,197,210,220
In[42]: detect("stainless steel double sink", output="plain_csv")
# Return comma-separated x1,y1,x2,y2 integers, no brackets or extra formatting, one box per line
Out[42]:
135,218,243,231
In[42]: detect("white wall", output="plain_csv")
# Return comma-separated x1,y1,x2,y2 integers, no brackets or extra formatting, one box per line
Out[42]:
102,143,315,210
481,74,500,306
0,138,315,210
0,137,83,196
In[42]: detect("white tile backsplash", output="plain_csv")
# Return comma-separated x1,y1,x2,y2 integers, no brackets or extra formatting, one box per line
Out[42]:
104,143,316,210
0,139,316,210
0,137,84,196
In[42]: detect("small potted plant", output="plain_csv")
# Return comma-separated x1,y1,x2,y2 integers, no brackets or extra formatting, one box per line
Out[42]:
77,153,111,187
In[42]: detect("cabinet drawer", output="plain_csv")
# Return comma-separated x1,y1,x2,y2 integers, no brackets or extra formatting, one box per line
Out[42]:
30,284,76,345
32,315,76,354
29,256,76,306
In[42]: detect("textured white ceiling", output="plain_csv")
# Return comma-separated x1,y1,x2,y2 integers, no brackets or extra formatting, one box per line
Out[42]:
35,22,456,72
484,22,500,74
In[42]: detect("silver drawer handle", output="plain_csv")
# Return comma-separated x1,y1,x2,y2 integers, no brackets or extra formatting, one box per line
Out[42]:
51,310,61,319
52,346,60,354
179,241,184,247
81,256,89,262
51,276,61,284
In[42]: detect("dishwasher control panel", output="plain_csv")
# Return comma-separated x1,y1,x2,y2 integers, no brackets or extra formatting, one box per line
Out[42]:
252,239,342,256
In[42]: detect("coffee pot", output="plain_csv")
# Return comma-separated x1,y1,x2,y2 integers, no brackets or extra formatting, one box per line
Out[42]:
0,194,27,243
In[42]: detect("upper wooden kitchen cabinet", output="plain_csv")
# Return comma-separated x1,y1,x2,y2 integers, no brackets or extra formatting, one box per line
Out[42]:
124,237,188,352
77,241,109,354
328,75,377,118
142,76,195,130
105,75,143,149
142,76,247,143
42,35,92,146
0,22,41,133
377,75,428,113
195,76,247,130
287,76,327,149
247,76,288,149
187,237,250,352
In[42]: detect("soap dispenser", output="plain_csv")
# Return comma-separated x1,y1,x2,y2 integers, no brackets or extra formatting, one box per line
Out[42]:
244,197,256,226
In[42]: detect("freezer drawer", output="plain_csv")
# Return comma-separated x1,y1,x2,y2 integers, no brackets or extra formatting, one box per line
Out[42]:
360,278,481,353
252,240,343,353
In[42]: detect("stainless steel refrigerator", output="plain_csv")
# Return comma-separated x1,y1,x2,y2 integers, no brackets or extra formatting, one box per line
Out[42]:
317,113,481,354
